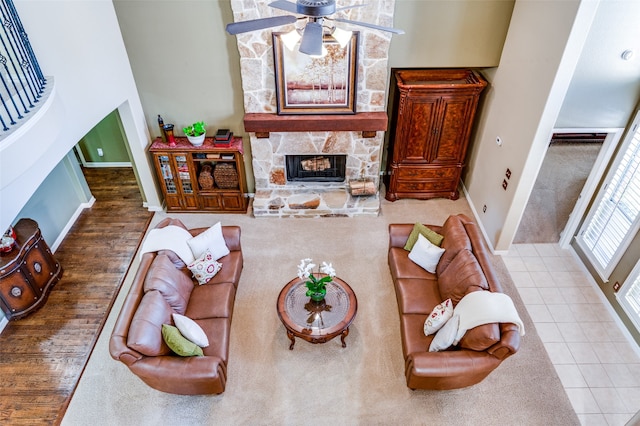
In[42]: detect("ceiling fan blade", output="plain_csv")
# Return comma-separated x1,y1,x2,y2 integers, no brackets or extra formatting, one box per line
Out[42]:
333,18,405,35
269,0,299,14
299,22,324,56
226,15,297,35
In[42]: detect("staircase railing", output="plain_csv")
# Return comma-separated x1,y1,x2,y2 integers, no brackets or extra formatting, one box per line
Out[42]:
0,0,45,134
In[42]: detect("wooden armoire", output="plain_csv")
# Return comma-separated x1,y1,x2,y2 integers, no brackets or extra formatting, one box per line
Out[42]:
384,69,487,201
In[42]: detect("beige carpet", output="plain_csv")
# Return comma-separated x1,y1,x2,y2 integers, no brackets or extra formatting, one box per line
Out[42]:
514,142,602,243
62,195,579,426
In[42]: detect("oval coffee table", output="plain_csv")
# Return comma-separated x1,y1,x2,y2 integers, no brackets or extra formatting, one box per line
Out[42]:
276,276,357,350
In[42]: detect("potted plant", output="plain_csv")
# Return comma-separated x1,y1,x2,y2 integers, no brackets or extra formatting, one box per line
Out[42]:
297,258,336,302
183,121,207,146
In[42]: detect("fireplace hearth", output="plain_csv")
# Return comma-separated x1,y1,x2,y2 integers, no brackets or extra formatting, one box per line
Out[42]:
286,155,346,182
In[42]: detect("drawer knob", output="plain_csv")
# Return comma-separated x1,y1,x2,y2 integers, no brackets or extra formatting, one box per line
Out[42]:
10,286,22,297
33,262,41,273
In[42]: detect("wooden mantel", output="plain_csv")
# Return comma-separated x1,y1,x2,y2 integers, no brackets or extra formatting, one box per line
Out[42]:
243,112,388,138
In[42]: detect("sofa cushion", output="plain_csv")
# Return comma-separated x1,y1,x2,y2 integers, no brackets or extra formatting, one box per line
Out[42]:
185,282,236,320
404,222,444,251
187,249,223,285
207,251,243,287
172,312,209,347
388,247,434,280
438,249,489,305
394,278,441,315
127,290,173,356
187,222,230,260
408,234,446,274
436,215,472,276
161,324,204,357
144,254,194,314
459,323,501,351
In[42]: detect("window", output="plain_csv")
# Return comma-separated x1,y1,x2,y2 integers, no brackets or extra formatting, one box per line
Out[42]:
577,110,640,280
618,260,640,334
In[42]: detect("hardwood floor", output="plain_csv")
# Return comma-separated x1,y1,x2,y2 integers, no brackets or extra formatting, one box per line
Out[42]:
0,167,153,425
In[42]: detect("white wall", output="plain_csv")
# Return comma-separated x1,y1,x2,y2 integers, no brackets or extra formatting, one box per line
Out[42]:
464,0,599,250
0,0,160,232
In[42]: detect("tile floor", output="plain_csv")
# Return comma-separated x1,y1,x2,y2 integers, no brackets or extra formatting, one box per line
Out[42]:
502,243,640,426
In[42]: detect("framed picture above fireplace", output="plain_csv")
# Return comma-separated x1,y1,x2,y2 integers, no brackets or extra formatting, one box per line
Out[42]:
272,31,358,115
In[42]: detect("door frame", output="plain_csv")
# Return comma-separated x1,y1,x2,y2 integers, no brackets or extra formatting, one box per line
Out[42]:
557,127,624,248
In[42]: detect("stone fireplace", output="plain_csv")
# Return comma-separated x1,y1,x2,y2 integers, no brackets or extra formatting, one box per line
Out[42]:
229,0,396,217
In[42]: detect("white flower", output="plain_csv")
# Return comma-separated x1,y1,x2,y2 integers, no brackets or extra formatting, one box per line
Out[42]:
320,261,336,277
297,258,313,280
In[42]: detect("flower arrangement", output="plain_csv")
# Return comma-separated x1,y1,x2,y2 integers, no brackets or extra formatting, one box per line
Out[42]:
297,258,336,302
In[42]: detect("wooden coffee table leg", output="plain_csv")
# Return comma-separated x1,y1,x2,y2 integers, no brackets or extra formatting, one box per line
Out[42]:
340,328,350,348
287,330,296,350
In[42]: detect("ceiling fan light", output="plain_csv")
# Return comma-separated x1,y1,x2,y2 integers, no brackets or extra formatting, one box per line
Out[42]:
281,29,302,51
332,27,352,48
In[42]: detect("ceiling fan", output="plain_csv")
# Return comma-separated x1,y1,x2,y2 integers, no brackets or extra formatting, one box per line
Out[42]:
226,0,404,56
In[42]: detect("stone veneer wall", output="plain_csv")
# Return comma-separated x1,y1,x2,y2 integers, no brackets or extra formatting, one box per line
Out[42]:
229,0,396,217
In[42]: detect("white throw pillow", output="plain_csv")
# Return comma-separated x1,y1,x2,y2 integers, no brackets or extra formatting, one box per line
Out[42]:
429,314,459,352
172,313,209,348
424,299,453,336
187,222,230,260
408,233,446,274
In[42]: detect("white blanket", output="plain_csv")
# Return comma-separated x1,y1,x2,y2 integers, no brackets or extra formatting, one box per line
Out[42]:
139,225,195,264
453,291,525,345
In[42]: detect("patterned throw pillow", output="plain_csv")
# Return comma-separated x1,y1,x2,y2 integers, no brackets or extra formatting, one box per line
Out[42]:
187,249,222,285
424,298,453,336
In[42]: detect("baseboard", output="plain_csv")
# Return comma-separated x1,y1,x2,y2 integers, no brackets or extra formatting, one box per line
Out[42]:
51,197,96,252
83,162,131,168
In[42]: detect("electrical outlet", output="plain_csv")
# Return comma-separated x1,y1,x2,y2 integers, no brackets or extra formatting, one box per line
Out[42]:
496,136,503,146
613,281,621,292
506,168,511,179
502,179,508,190
482,204,487,213
97,148,104,157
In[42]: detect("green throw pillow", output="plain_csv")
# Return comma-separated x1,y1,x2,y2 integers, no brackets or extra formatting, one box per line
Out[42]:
161,324,204,357
404,222,444,251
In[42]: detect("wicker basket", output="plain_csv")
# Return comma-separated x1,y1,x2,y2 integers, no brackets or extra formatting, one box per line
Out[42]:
214,163,239,189
198,164,214,190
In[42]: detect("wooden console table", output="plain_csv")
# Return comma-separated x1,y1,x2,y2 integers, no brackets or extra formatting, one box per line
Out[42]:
0,219,63,320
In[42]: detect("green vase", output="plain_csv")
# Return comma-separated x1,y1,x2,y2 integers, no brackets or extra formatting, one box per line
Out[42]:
309,289,326,302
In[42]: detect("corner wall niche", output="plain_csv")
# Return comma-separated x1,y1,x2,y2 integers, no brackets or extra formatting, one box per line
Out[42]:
229,0,397,217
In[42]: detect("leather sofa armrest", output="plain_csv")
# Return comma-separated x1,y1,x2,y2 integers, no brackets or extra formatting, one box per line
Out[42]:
389,224,414,248
487,323,521,360
222,226,241,252
109,334,143,366
407,350,499,378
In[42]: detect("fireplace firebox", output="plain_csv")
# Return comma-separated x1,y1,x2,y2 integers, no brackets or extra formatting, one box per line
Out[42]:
286,155,346,182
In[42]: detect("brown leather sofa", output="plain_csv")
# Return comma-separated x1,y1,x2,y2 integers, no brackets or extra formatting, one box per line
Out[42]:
388,214,521,390
109,218,243,395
